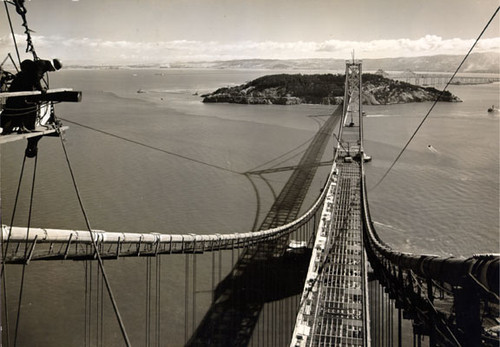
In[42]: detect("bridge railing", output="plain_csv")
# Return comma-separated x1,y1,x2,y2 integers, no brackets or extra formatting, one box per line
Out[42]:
359,156,499,346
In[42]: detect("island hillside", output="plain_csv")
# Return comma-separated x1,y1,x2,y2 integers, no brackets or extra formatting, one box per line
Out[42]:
202,74,461,105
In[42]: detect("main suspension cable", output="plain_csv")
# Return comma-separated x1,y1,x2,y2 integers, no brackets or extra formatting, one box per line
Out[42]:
371,6,500,191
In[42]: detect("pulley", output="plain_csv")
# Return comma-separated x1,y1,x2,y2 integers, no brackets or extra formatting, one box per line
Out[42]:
25,135,41,158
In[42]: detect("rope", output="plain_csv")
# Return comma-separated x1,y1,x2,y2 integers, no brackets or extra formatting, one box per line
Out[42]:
371,6,500,190
3,1,21,66
1,105,41,117
12,0,37,60
56,125,132,346
13,153,37,347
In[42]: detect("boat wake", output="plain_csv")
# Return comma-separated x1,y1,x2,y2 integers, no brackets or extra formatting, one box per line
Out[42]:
427,144,438,153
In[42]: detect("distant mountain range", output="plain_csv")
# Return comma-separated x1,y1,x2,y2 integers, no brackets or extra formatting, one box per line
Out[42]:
66,52,499,73
167,52,499,73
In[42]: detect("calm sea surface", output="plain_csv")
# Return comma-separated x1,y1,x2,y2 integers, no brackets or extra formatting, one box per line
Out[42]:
1,69,498,345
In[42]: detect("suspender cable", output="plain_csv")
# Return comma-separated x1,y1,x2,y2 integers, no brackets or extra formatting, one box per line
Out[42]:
184,254,189,343
100,260,104,347
95,262,99,346
156,255,161,347
0,153,28,347
57,128,131,346
146,256,151,346
1,155,27,276
372,6,500,190
192,252,196,335
96,261,102,347
13,153,37,347
88,257,93,345
84,260,88,347
2,271,10,347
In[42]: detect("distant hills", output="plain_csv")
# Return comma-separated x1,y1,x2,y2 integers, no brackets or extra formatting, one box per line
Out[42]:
169,52,499,73
66,52,499,73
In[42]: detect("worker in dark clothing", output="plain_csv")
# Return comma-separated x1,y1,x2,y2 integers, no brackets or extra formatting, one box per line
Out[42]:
1,58,61,134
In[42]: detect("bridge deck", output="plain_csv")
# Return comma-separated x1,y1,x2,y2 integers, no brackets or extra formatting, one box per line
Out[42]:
292,153,368,346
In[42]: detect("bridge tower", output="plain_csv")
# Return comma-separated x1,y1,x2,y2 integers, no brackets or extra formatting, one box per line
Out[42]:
343,60,362,119
341,60,368,163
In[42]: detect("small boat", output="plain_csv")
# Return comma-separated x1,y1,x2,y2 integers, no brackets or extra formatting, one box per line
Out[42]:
487,105,499,112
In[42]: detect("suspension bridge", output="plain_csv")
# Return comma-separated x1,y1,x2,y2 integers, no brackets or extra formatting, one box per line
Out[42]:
1,57,498,347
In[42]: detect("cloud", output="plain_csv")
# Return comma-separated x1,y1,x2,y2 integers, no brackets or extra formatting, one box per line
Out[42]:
317,35,500,58
0,34,498,65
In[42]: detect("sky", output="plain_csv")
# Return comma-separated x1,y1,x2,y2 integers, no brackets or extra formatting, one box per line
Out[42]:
0,0,499,65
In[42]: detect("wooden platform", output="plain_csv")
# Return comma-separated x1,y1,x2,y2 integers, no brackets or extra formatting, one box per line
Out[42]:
0,126,68,145
0,88,70,98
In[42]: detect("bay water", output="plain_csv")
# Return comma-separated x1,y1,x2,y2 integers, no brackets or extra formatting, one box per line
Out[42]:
1,69,498,345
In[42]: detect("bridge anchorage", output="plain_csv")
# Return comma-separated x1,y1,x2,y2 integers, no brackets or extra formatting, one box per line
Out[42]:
1,59,498,346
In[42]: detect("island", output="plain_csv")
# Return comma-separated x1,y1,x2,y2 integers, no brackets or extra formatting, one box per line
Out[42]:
202,74,461,105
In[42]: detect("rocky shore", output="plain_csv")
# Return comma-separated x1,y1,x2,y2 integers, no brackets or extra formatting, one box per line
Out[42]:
202,73,461,105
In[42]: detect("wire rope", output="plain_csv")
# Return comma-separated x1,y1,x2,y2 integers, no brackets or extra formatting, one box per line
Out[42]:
100,260,104,347
58,117,240,175
56,125,132,346
1,155,27,272
3,1,21,66
146,256,151,346
84,259,88,347
0,153,28,347
0,156,26,347
371,6,500,190
88,256,93,345
156,255,161,347
13,153,37,347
